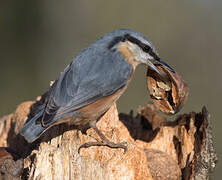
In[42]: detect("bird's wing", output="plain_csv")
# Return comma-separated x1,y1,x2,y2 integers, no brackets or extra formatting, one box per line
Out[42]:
42,49,132,126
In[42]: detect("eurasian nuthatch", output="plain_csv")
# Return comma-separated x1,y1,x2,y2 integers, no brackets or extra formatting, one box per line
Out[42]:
20,29,174,151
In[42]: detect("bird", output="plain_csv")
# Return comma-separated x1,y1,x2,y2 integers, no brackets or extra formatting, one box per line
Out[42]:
20,29,175,152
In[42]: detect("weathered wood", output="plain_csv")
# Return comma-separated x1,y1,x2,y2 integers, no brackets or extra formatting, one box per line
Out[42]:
0,101,217,180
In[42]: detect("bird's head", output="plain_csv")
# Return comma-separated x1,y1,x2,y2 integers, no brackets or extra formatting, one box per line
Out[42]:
104,29,175,78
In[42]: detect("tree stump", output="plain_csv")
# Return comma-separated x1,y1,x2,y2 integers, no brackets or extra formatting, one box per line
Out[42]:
0,100,217,180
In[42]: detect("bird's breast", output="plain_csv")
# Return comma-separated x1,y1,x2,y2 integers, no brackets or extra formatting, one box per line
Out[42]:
76,71,134,122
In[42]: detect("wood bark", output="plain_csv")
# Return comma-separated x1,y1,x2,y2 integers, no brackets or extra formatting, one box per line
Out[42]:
0,100,217,180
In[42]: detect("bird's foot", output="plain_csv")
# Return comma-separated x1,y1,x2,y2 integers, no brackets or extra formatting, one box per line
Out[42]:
78,140,127,153
78,121,127,153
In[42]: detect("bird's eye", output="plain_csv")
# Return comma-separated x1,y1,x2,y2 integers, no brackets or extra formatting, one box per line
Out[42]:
143,45,150,53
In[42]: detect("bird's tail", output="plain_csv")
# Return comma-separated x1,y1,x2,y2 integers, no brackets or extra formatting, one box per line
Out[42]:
20,109,49,143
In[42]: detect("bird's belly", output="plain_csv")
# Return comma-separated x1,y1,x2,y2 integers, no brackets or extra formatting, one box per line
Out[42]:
76,86,127,123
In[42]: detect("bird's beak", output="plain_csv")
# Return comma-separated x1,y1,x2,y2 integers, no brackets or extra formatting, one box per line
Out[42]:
158,59,175,73
146,59,174,79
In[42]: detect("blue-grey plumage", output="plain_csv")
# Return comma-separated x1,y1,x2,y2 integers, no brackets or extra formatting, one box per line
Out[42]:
20,29,174,146
20,109,45,143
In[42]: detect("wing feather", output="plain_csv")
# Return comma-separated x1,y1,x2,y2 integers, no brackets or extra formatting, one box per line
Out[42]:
42,48,132,126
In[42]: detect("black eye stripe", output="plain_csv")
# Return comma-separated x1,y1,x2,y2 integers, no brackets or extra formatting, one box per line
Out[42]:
124,34,142,47
108,33,160,61
124,34,160,61
107,36,125,49
143,45,150,52
148,50,160,61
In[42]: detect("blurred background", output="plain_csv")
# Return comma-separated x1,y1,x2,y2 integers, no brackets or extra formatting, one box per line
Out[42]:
0,0,221,178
